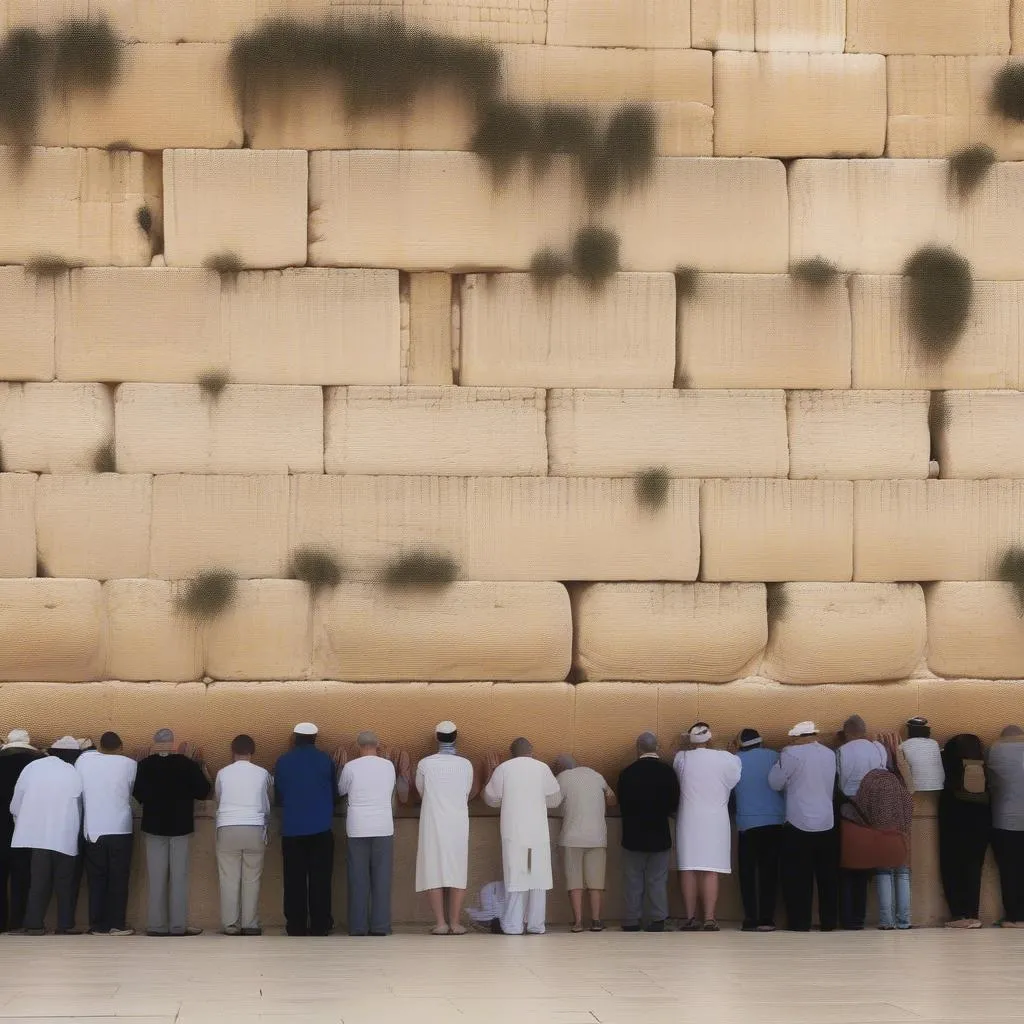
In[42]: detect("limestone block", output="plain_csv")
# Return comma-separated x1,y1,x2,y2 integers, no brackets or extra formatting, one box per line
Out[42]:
850,277,1022,390
547,389,789,477
574,582,767,682
547,0,689,46
692,0,755,49
763,582,925,684
786,390,930,480
854,480,1024,581
926,582,1024,679
0,383,113,473
311,582,572,681
56,269,224,383
206,580,312,680
309,152,789,272
846,0,1010,55
163,150,308,268
918,679,1024,744
406,274,453,385
0,474,36,578
324,386,546,476
0,269,55,381
115,384,324,474
35,474,152,579
713,52,886,157
150,475,290,579
460,274,676,388
572,683,661,782
0,579,103,681
402,0,547,43
0,148,158,266
755,0,846,51
678,274,851,389
103,579,203,682
700,479,854,582
1017,0,1024,52
223,269,401,385
937,390,1024,478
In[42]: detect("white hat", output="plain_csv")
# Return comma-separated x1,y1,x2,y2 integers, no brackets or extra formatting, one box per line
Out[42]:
50,735,81,751
436,721,457,735
1,728,33,750
788,721,819,737
688,724,712,745
293,722,318,736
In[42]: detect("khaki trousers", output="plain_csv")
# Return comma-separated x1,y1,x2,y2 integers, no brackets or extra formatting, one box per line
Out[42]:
216,825,265,931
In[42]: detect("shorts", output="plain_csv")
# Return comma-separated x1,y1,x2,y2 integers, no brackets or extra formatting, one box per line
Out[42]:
563,846,606,891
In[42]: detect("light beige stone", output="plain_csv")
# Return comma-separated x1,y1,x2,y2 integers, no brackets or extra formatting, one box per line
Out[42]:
574,582,767,682
938,390,1024,478
786,390,930,479
854,480,1024,581
547,389,789,477
0,269,55,381
701,479,854,582
150,474,290,579
163,149,308,268
0,383,113,473
678,274,851,388
0,474,36,579
402,0,547,43
714,52,885,157
692,0,755,48
763,582,926,684
846,0,1010,54
850,276,1023,390
1016,0,1024,52
0,148,158,266
755,0,846,51
926,582,1024,679
115,384,324,474
56,268,225,383
461,274,675,388
406,274,453,385
547,0,690,46
223,269,401,385
35,474,152,580
324,386,546,476
312,582,572,681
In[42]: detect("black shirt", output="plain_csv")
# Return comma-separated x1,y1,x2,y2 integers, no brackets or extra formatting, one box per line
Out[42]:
616,756,681,853
0,749,45,840
133,754,211,837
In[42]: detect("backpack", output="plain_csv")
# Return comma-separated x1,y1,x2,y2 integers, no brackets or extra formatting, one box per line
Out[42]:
960,759,987,797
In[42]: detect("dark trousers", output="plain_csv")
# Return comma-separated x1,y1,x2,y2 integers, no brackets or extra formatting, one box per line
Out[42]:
282,831,334,936
24,849,77,932
991,828,1024,923
85,834,134,932
840,868,870,929
737,824,781,927
0,841,32,932
938,800,990,920
346,835,394,936
780,823,838,931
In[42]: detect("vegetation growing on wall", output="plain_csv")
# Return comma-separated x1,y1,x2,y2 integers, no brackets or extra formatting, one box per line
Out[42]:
991,62,1024,122
927,391,948,463
997,547,1024,615
571,227,620,288
25,255,82,277
92,439,116,473
176,570,239,621
674,266,699,301
203,252,245,278
947,144,996,199
529,248,569,288
0,29,48,152
634,467,670,511
903,246,973,359
136,205,153,236
50,19,122,94
197,370,230,399
381,549,459,589
766,583,789,626
290,545,344,594
790,257,840,289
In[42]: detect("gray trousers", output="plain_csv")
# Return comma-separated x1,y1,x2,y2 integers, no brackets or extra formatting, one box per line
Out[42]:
216,825,265,931
24,849,77,932
346,835,393,936
622,848,670,927
144,833,191,934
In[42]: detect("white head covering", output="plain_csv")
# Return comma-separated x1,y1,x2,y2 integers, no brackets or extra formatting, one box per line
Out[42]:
50,736,82,751
1,728,33,751
788,721,819,737
294,722,318,736
436,721,457,735
688,724,712,745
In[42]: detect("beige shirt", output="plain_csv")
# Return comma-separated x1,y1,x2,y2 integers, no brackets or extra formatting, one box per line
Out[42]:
557,766,610,849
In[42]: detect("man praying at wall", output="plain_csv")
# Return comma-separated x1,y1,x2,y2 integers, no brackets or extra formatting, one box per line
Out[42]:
0,729,44,934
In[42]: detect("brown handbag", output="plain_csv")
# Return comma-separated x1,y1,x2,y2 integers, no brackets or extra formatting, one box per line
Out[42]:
840,817,909,870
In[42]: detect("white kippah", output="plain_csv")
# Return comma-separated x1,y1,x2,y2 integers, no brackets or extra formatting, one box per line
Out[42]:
294,722,318,736
689,725,712,745
788,720,818,737
436,721,457,735
50,735,81,751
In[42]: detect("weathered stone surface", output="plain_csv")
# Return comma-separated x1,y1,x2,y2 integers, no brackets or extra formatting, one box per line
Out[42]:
0,474,36,579
0,269,55,382
937,390,1024,478
692,0,755,48
926,582,1024,679
406,274,453,385
846,0,1010,55
547,0,690,46
755,0,846,51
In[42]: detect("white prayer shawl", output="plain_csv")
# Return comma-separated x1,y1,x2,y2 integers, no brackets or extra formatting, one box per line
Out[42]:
10,756,83,857
415,751,474,891
483,757,562,892
674,748,742,873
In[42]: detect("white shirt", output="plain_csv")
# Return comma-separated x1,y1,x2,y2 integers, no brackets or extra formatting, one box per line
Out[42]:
837,738,888,797
10,756,83,856
338,755,396,838
557,767,610,848
215,760,272,829
768,742,836,833
900,737,945,792
76,750,137,842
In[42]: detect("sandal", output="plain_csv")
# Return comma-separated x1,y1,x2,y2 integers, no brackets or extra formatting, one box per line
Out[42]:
449,923,467,935
590,920,605,932
703,920,720,932
430,924,450,935
570,922,584,933
680,918,700,932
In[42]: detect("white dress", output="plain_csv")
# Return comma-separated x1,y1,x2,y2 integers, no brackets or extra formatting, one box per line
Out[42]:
673,748,742,874
415,752,475,891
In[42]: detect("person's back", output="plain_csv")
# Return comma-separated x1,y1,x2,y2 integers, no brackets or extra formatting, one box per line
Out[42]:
11,757,83,855
676,748,741,809
76,749,136,842
558,766,609,849
0,748,44,838
617,756,680,852
274,744,335,837
900,737,944,792
837,737,888,798
417,752,473,824
134,753,210,836
772,741,836,832
339,754,396,838
215,759,271,828
850,768,913,835
987,736,1024,831
735,747,784,831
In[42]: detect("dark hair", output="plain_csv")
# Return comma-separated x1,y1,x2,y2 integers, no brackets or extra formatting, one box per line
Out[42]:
231,734,255,757
437,729,457,744
942,733,985,792
907,721,931,739
294,732,316,747
99,731,122,752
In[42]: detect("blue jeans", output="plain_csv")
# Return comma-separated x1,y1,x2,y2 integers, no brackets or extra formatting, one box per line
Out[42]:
876,867,911,929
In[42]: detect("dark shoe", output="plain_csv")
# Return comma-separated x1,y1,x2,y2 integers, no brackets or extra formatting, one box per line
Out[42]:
24,928,46,936
589,920,605,932
621,924,641,932
241,927,263,936
55,928,83,935
170,927,202,936
146,930,169,937
369,931,389,936
489,918,502,934
644,920,666,932
741,920,756,932
702,920,720,932
679,918,701,932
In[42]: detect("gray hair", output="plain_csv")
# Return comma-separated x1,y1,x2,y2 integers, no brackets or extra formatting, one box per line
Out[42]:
842,714,866,738
153,727,174,744
636,731,658,755
553,753,576,774
356,730,379,749
1001,725,1024,738
510,737,533,758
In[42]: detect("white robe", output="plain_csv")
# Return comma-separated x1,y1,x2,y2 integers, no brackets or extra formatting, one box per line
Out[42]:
415,751,474,891
483,757,562,892
673,748,742,873
10,756,83,857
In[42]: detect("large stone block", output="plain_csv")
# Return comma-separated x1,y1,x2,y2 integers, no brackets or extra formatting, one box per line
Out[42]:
56,269,224,383
460,274,676,388
547,0,689,46
406,274,453,385
0,383,113,473
850,277,1023,390
926,582,1024,679
35,474,152,579
403,0,547,43
0,579,103,682
0,148,158,266
846,0,1010,55
324,386,547,475
311,582,572,681
700,479,854,582
755,0,846,51
223,269,401,385
115,384,324,474
0,474,36,578
678,274,851,388
0,269,55,381
937,390,1024,478
692,0,755,49
786,390,930,479
713,52,886,157
763,582,926,684
572,682,661,782
150,474,290,579
917,679,1024,744
547,389,789,477
163,149,308,268
574,582,767,682
854,480,1024,581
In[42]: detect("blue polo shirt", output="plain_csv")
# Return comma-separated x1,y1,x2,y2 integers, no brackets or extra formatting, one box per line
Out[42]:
274,745,336,837
735,747,786,832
